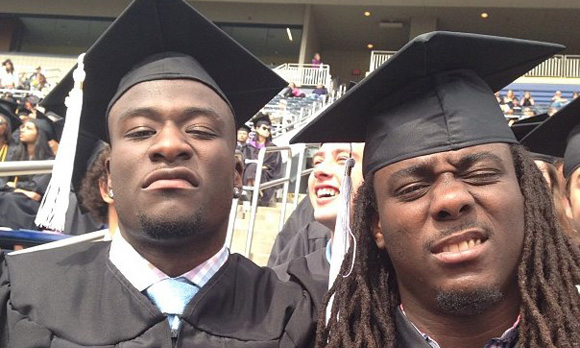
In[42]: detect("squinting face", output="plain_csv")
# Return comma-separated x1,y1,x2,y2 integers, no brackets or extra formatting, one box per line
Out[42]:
567,168,580,231
308,143,364,231
107,79,240,246
372,143,524,315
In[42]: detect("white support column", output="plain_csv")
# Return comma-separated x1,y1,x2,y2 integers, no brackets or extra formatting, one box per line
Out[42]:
298,4,320,66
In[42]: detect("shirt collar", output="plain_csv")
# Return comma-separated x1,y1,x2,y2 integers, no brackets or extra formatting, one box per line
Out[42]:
399,304,520,348
109,230,229,291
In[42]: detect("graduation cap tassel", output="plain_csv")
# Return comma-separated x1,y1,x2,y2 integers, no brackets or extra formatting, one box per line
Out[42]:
326,157,356,325
35,53,86,232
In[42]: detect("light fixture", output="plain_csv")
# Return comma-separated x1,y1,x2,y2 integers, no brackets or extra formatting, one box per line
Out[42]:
364,11,371,17
367,43,374,49
286,27,293,42
481,12,489,18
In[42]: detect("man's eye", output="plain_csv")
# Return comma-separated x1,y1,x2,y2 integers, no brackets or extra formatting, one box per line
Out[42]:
463,170,500,184
395,184,428,199
126,128,155,139
186,128,217,139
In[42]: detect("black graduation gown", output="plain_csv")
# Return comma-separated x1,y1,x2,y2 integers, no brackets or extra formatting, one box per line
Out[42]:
242,140,282,205
274,248,329,285
268,220,330,269
268,196,316,267
0,169,52,230
0,241,317,348
284,249,330,314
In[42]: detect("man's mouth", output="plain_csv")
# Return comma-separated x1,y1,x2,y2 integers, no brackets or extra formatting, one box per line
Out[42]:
439,238,483,253
142,168,198,190
431,231,489,264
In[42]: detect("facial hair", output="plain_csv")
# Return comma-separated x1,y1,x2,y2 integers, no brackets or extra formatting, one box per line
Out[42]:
137,206,205,241
435,287,504,316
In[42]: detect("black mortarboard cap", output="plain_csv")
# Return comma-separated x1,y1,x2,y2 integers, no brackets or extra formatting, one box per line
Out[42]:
252,112,272,127
291,31,563,175
520,97,580,178
41,0,286,141
238,124,251,133
0,99,22,131
510,113,549,141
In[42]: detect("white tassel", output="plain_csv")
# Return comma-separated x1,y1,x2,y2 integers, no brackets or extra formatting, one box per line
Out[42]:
35,53,86,232
326,157,356,325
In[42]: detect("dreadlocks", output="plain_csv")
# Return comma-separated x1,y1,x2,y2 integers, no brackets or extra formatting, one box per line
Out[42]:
316,144,580,348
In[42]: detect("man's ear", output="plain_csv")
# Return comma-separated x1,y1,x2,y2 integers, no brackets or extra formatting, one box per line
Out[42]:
99,179,114,204
234,154,244,187
372,213,386,250
565,195,574,222
104,158,114,203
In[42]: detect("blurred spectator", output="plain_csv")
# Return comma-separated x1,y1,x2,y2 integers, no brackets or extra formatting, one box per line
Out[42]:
495,91,510,113
0,59,18,89
0,119,54,230
551,90,569,111
280,82,305,98
311,84,328,99
511,98,522,114
290,82,305,98
0,99,21,162
236,124,250,153
311,53,322,67
242,113,282,206
29,66,50,92
520,91,535,106
271,99,291,125
78,144,118,234
522,107,536,118
573,91,579,100
504,89,516,108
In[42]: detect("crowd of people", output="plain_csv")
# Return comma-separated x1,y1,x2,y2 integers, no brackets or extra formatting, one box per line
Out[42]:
0,59,51,93
496,89,580,117
1,1,580,347
0,93,63,231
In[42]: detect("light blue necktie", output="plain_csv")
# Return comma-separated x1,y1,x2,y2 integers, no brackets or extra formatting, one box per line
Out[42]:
145,277,199,336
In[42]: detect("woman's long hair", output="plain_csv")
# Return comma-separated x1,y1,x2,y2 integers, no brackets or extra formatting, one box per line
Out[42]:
11,119,53,161
316,144,580,348
0,114,13,145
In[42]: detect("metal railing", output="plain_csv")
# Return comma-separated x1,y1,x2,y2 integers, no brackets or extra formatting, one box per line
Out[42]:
369,50,396,73
274,63,331,88
0,160,54,176
369,51,580,78
224,146,295,256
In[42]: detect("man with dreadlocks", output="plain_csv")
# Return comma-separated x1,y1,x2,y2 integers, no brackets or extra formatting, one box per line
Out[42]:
291,31,580,348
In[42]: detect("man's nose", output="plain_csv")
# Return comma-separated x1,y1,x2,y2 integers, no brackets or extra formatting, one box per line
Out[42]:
429,176,475,221
148,126,193,162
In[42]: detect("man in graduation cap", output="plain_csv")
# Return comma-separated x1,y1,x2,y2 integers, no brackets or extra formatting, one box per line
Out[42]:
0,0,318,347
291,32,580,348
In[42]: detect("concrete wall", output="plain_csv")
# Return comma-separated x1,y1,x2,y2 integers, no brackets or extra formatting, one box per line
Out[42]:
323,49,371,86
